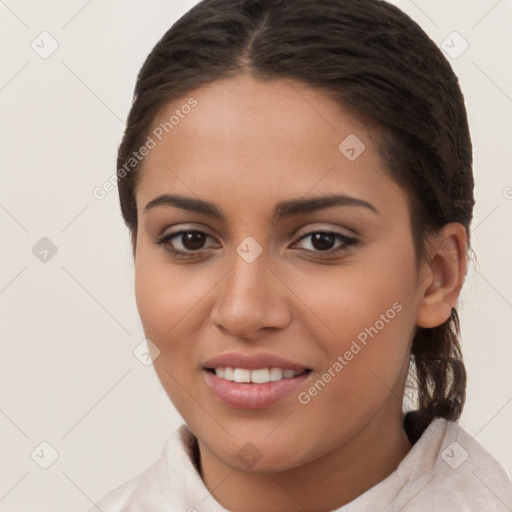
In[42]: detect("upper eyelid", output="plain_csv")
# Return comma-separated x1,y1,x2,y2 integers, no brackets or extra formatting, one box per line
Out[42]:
294,225,357,239
160,220,358,237
160,227,357,249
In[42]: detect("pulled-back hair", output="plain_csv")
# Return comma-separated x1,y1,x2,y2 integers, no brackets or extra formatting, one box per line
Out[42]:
117,0,474,443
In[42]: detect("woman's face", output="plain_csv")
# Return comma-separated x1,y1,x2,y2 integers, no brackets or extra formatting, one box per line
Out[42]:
134,75,425,472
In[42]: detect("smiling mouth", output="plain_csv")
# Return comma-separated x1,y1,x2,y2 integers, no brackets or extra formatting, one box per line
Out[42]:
205,367,312,384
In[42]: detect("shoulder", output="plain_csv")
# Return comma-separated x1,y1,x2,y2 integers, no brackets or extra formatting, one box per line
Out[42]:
393,418,512,511
88,430,180,512
88,449,170,512
89,424,229,512
436,420,511,507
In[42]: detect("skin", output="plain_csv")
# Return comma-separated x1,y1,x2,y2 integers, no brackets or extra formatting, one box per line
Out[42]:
132,75,467,512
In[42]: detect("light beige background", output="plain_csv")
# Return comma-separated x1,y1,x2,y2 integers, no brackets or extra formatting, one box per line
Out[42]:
0,1,511,510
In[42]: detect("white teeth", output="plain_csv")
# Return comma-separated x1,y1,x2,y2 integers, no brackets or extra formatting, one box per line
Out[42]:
250,368,270,384
233,368,251,383
213,367,305,383
269,368,283,381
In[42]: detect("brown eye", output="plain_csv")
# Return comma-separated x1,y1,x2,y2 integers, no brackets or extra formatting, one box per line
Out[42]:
310,233,337,251
179,232,207,251
294,231,358,256
155,229,217,259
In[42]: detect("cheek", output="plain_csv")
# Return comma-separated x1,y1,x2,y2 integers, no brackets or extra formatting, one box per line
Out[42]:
134,251,209,414
289,245,418,350
274,259,416,467
289,242,418,406
134,239,214,337
134,248,196,350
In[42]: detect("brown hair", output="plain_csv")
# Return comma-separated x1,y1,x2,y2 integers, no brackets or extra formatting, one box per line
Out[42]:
117,0,474,443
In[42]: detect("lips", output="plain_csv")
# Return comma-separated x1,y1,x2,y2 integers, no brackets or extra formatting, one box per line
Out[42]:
201,352,312,409
202,352,310,373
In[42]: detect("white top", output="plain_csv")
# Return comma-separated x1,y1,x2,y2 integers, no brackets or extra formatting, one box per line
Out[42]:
90,418,512,511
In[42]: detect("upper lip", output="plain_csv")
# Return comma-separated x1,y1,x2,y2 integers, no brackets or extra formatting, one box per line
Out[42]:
202,352,310,372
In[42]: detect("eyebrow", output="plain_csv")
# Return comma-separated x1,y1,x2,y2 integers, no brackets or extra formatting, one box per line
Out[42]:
143,193,380,221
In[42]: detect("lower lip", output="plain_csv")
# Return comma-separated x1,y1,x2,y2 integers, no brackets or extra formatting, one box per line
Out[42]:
203,370,311,409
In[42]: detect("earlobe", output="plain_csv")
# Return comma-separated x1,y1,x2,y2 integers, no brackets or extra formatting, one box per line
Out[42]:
416,223,467,328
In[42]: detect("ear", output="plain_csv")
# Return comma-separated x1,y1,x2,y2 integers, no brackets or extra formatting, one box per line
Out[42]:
416,222,468,328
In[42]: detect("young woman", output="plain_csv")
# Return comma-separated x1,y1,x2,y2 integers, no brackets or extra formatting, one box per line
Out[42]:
91,0,512,510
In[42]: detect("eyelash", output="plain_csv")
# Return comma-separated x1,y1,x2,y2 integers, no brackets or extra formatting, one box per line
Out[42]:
155,229,358,260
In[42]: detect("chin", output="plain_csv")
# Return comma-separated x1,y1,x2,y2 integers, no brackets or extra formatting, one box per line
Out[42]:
206,431,312,473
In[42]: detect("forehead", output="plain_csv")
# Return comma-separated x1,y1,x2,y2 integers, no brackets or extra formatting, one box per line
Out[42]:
135,75,409,221
148,74,365,158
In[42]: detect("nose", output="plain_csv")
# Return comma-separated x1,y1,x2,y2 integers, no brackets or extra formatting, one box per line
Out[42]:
209,252,292,341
